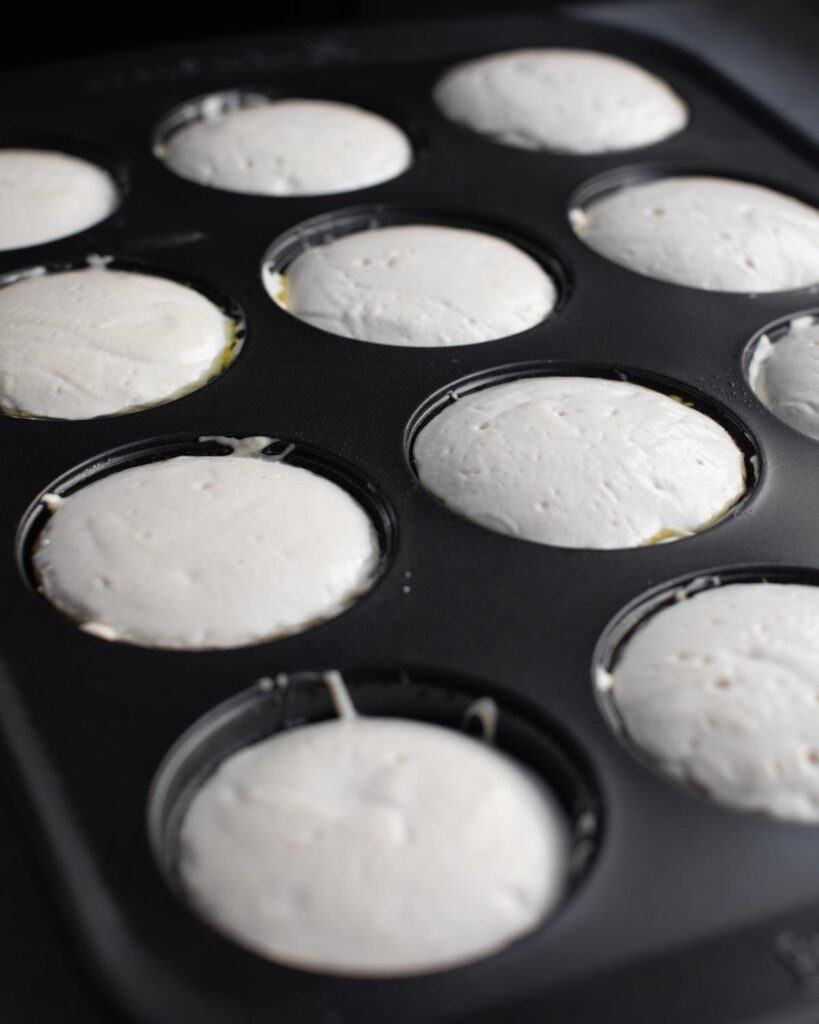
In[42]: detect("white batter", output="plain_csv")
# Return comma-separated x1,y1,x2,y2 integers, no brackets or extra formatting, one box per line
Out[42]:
179,713,567,974
609,582,819,822
572,176,819,292
0,149,117,251
413,376,745,549
265,224,556,347
32,450,379,649
433,48,687,153
0,266,237,419
160,98,412,196
749,315,819,441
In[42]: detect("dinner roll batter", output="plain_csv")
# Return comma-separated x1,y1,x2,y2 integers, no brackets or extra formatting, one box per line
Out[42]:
413,376,745,549
33,446,379,649
608,581,819,821
265,223,556,347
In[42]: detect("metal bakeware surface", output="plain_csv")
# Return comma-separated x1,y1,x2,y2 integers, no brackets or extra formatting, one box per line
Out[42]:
1,15,819,1024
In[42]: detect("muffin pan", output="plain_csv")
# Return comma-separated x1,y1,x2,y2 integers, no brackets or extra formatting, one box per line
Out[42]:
149,670,599,975
1,14,819,1024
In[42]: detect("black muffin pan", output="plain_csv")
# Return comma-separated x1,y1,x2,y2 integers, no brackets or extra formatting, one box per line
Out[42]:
2,14,819,1024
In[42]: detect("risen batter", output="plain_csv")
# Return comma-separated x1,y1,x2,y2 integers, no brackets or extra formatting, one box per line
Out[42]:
0,149,117,251
32,447,379,649
749,315,819,441
179,710,568,974
608,581,819,822
160,98,412,196
265,224,556,347
434,48,687,153
572,176,819,292
0,265,237,419
413,376,745,549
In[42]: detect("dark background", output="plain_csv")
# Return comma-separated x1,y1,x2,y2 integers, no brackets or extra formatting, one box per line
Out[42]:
0,1,619,71
1,2,817,1022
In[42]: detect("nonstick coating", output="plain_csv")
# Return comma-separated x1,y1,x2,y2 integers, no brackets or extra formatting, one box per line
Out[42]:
1,15,819,1024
